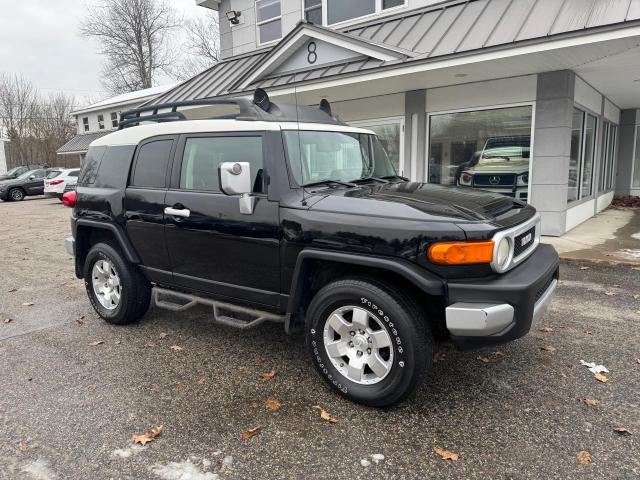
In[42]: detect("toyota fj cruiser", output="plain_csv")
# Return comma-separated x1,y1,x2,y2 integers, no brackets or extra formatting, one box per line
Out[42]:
63,90,559,407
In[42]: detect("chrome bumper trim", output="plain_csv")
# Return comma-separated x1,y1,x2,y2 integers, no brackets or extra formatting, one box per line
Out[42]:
64,237,75,256
445,303,515,337
532,279,557,325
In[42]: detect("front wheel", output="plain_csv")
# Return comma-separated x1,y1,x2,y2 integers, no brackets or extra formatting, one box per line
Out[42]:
9,188,25,201
306,278,432,407
83,243,151,325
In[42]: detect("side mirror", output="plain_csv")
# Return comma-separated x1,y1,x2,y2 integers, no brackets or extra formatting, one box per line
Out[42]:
219,162,255,215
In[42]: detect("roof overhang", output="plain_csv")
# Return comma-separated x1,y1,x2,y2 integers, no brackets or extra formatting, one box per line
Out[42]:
196,0,221,11
238,22,408,90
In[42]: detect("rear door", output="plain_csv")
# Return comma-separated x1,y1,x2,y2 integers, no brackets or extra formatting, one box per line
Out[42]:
124,136,176,283
164,132,281,307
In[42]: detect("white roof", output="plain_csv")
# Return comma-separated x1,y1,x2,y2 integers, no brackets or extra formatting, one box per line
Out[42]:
72,83,180,116
91,120,375,147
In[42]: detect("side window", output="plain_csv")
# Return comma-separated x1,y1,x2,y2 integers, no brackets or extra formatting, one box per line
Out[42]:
79,146,107,185
68,170,80,177
180,136,264,193
131,139,173,189
31,170,46,179
98,114,105,130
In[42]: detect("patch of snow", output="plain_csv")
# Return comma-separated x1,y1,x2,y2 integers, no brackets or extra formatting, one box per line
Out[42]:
617,248,640,259
360,459,371,467
631,232,640,241
150,460,218,480
202,459,212,469
112,444,147,459
220,456,233,472
580,360,609,374
21,459,56,480
371,454,385,464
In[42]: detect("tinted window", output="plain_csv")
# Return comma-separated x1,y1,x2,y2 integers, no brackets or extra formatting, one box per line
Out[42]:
94,146,136,188
79,145,107,184
68,170,80,177
180,136,264,193
46,170,62,179
131,140,173,188
30,169,47,179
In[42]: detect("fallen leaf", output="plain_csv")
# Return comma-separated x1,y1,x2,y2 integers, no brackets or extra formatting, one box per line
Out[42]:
541,346,556,353
8,288,18,292
115,340,121,345
240,427,261,442
266,399,281,412
633,294,640,300
196,378,206,385
250,401,259,409
260,369,276,380
433,447,459,461
4,318,12,324
477,356,490,363
75,318,84,326
145,343,155,348
583,399,600,406
585,330,593,335
313,405,338,423
613,427,632,435
579,266,590,270
19,442,28,453
492,351,505,358
131,425,163,445
88,340,104,346
170,345,183,352
636,358,640,365
159,332,168,339
22,302,34,306
540,327,554,333
604,292,617,296
577,451,591,465
594,372,608,383
434,351,446,363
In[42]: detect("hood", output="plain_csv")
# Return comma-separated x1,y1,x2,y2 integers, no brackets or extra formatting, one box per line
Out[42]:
305,181,532,225
465,160,529,174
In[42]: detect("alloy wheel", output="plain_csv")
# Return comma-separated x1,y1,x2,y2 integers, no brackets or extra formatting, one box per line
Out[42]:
91,259,122,310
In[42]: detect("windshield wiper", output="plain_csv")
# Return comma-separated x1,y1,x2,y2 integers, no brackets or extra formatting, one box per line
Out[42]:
380,175,410,182
350,176,389,184
302,179,358,189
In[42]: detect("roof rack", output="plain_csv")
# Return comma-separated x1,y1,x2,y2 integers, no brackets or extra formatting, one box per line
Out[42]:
118,88,346,129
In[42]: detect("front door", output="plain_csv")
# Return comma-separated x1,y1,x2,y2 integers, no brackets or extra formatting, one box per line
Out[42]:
164,133,280,308
25,169,47,194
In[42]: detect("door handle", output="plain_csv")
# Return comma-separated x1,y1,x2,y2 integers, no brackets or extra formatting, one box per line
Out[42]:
164,207,191,218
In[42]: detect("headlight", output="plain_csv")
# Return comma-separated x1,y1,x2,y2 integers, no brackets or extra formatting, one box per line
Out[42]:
496,237,511,269
459,172,472,186
518,173,529,185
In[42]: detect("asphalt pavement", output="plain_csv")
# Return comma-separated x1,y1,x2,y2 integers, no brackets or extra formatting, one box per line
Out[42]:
0,198,638,479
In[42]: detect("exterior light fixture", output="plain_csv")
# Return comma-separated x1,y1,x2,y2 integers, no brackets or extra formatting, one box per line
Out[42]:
226,10,242,25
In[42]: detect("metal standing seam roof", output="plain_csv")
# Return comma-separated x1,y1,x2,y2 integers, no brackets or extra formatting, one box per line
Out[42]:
148,0,640,105
56,131,112,154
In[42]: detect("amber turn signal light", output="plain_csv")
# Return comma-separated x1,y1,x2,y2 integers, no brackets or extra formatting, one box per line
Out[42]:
428,241,495,265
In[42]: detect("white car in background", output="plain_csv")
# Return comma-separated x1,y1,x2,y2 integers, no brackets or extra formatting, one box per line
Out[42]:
44,168,80,200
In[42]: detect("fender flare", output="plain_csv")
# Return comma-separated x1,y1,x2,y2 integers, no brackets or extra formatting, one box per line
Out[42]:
76,219,141,264
285,249,445,333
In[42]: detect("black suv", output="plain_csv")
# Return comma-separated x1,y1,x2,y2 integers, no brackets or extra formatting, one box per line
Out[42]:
0,168,49,201
64,91,559,407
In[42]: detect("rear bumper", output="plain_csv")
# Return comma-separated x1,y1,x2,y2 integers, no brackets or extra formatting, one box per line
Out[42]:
445,243,559,349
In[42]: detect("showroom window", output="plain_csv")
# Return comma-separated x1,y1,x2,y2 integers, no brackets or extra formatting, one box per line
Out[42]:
428,105,533,202
352,118,404,176
256,0,282,45
568,108,598,202
600,122,618,191
326,0,405,25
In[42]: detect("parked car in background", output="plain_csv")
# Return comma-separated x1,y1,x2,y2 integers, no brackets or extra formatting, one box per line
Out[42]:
456,136,531,201
0,168,49,201
44,168,80,200
0,164,49,181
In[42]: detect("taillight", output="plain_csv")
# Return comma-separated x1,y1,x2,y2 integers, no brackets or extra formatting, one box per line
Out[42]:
50,179,64,186
62,191,77,208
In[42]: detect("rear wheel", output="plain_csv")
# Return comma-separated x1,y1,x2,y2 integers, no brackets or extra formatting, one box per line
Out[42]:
9,188,25,201
306,277,432,407
83,242,151,325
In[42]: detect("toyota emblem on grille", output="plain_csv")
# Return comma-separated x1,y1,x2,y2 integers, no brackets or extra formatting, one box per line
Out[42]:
489,175,500,185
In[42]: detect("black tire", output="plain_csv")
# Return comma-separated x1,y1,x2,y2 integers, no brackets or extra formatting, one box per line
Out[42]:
8,188,25,202
306,277,432,407
83,242,151,325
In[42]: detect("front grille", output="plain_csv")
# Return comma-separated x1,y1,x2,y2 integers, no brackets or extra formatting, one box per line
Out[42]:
514,226,536,257
534,274,556,303
473,174,516,187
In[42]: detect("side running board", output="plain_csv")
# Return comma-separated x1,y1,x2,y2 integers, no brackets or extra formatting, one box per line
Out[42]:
152,287,284,330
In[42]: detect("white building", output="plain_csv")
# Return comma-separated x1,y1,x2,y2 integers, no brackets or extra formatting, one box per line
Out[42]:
0,137,8,174
57,84,178,165
145,0,640,236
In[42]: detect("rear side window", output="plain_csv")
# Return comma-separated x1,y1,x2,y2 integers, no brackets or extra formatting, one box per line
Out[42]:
94,146,136,188
67,170,80,177
131,139,173,188
79,146,107,184
179,136,264,192
46,171,62,179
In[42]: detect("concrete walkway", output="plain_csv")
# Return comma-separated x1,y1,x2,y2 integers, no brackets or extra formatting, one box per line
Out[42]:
543,207,640,264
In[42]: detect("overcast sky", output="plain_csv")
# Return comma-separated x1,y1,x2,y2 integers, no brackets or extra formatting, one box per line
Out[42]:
0,0,210,105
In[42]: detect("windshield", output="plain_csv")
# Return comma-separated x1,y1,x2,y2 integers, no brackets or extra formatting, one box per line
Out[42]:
480,137,530,165
283,130,396,186
5,167,23,176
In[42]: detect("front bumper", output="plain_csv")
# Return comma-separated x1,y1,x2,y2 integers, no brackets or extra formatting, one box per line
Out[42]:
445,244,559,349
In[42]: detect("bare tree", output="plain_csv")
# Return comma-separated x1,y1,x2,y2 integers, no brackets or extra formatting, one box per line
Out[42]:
176,12,221,80
0,73,38,165
80,0,180,94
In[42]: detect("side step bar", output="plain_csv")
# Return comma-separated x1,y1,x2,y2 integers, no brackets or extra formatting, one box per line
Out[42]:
152,287,284,330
